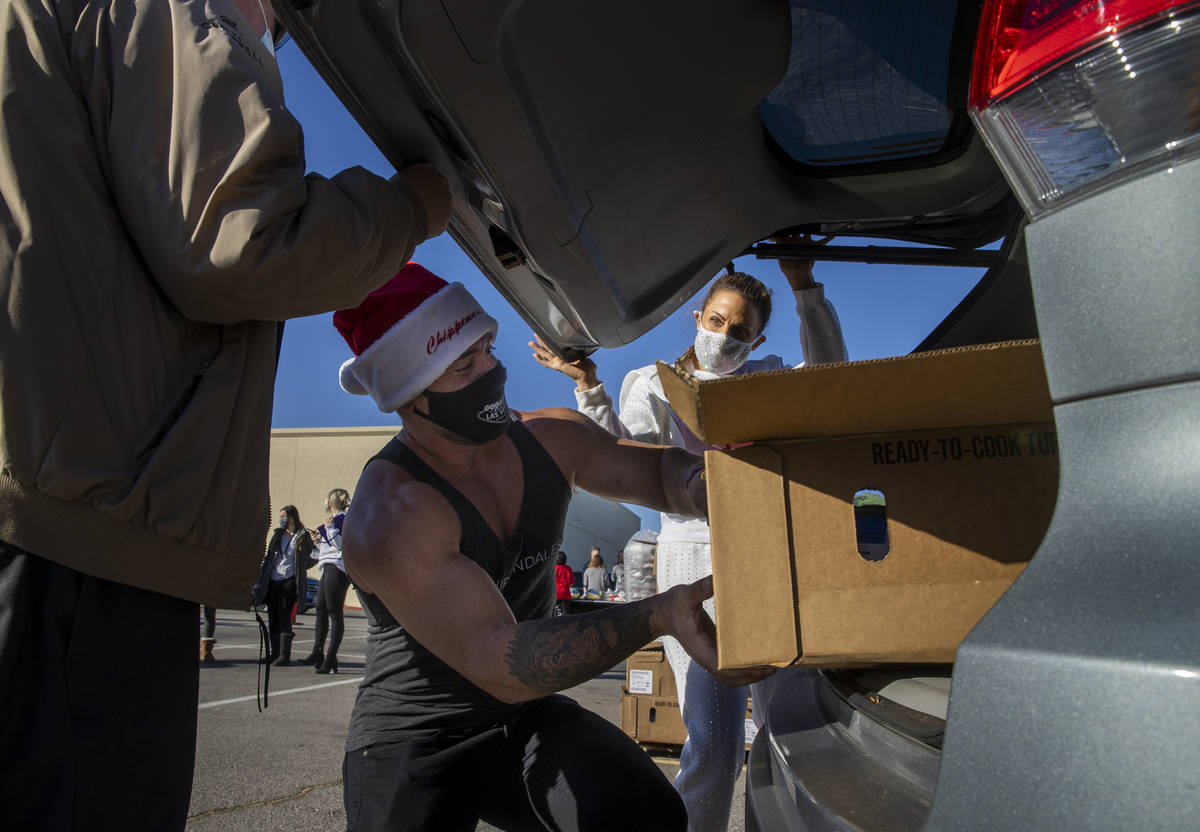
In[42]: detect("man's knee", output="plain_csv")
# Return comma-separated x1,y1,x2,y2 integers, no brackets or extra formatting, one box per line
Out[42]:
516,697,688,829
629,772,687,831
538,766,686,832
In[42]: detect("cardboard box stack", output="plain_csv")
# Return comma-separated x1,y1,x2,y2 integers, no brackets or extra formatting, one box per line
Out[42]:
620,641,685,745
658,340,1060,670
620,641,756,749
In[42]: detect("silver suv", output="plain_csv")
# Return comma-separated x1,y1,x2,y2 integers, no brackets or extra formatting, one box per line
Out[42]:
276,0,1200,828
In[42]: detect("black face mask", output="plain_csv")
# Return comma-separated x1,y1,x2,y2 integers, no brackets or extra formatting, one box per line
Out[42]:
412,362,511,444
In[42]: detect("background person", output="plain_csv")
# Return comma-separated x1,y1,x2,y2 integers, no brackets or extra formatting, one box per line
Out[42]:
200,606,218,663
332,263,771,832
256,505,315,666
611,550,626,599
530,251,846,832
554,551,574,615
302,488,352,674
0,1,450,828
583,548,608,596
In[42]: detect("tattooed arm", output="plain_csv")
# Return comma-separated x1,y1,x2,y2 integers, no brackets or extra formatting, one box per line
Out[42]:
344,459,768,704
501,573,773,697
504,598,656,694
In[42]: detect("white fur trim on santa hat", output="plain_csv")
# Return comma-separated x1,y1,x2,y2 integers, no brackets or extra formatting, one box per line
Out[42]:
338,282,498,412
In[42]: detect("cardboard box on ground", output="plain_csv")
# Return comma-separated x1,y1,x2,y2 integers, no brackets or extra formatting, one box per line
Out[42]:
625,640,674,697
621,641,757,748
657,340,1060,671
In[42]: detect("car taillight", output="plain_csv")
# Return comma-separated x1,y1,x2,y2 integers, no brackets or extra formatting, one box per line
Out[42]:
970,0,1200,217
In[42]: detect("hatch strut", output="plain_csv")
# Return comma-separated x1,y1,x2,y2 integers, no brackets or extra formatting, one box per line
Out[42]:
745,242,1001,269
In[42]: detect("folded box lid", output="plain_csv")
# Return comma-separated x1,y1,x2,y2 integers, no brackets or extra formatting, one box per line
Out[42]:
657,340,1051,445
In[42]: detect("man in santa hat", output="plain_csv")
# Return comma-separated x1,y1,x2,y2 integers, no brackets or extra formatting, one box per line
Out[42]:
332,263,772,831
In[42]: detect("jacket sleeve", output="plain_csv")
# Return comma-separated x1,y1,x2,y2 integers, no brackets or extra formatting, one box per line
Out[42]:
84,0,426,325
328,515,344,553
614,373,675,445
299,533,317,570
794,284,849,366
574,382,633,439
574,371,672,445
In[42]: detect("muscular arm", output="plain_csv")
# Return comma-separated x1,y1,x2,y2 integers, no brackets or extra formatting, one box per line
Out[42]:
345,458,750,704
523,408,705,517
504,601,655,694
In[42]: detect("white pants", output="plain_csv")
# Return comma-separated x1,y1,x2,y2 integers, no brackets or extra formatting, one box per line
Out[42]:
658,539,748,832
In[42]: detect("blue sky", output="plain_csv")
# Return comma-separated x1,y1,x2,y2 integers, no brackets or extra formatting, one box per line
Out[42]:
271,48,987,530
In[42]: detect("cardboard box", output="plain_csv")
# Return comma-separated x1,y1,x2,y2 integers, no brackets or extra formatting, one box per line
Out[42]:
658,340,1059,670
623,645,756,749
621,693,687,746
620,690,756,750
625,641,677,699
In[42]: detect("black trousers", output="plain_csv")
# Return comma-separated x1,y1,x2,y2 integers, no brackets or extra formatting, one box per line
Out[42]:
0,540,198,831
201,604,217,639
264,576,296,655
312,564,350,657
343,695,687,832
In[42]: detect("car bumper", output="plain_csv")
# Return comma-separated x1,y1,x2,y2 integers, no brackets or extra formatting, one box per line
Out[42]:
746,670,940,832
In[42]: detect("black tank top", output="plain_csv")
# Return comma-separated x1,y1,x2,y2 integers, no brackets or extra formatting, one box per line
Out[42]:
345,416,572,750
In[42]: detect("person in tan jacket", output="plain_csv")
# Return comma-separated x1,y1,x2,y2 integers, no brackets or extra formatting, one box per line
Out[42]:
0,1,450,829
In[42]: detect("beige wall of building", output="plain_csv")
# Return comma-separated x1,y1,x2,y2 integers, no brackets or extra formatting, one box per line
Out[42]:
270,426,399,529
270,427,397,607
269,427,641,601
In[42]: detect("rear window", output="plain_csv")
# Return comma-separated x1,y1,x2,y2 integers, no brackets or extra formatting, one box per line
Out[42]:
760,0,965,169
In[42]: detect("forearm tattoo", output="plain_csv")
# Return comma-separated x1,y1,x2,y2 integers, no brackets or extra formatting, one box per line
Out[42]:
504,601,656,696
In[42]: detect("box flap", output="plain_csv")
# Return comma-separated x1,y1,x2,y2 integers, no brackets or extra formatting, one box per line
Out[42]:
707,447,800,669
629,642,666,662
658,340,1051,445
793,579,1017,665
620,694,637,738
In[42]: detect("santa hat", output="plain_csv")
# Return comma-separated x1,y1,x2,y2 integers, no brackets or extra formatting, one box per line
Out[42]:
334,263,498,412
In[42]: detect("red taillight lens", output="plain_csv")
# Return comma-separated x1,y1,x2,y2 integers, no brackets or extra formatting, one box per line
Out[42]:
971,0,1191,108
970,0,1200,216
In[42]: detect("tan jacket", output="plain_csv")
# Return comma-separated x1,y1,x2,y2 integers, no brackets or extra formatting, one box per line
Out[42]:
0,0,427,607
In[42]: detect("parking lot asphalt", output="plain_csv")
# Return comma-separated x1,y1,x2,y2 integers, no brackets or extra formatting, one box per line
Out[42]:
190,609,746,831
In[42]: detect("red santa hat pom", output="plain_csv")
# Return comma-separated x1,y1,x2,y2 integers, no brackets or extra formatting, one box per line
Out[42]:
334,262,498,412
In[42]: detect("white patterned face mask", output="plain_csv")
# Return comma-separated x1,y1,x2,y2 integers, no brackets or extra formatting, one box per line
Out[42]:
693,325,754,375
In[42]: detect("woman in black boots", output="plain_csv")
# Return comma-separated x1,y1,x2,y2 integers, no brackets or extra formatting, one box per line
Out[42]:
299,488,351,674
256,505,315,666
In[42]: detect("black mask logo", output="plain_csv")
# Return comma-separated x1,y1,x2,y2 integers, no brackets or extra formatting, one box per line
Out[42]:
413,362,510,444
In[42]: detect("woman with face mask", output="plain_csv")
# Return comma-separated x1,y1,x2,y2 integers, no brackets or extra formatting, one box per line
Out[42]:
530,247,846,832
253,504,316,667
